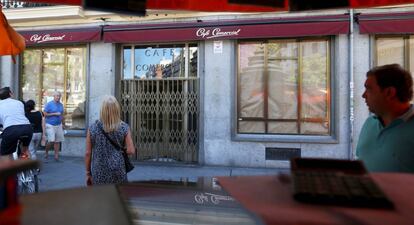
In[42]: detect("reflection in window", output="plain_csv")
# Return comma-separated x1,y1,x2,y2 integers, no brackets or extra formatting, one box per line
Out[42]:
122,44,198,79
376,37,404,67
375,36,414,104
21,47,87,130
375,36,414,77
237,39,330,135
123,46,132,79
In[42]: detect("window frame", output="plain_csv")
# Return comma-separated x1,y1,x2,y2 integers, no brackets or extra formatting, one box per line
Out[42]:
19,44,89,137
232,36,338,143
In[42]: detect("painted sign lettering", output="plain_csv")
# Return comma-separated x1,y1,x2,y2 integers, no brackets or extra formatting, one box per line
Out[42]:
29,34,66,43
196,28,241,39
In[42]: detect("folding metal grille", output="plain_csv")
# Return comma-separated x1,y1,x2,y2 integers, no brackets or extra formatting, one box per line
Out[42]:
120,78,199,163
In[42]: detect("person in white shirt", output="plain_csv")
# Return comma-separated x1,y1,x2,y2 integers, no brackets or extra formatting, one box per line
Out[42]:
0,87,33,157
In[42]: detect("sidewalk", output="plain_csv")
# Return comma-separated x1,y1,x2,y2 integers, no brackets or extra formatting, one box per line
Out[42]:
36,155,287,192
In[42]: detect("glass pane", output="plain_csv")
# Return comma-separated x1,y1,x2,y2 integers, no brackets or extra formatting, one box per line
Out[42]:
43,64,64,106
237,39,331,135
21,47,87,131
268,40,297,58
43,48,65,64
376,37,404,67
189,44,198,78
238,121,265,133
268,122,297,134
301,122,329,135
268,59,298,119
65,48,86,130
239,43,265,118
134,45,186,79
301,40,328,124
22,50,42,110
123,46,132,79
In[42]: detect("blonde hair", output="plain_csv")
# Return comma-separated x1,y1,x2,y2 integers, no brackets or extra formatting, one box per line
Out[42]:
100,95,121,132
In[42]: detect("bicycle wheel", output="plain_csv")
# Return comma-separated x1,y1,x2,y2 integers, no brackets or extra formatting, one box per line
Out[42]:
17,170,37,194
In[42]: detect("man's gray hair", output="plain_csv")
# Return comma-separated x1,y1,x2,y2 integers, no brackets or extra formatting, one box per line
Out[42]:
53,91,61,97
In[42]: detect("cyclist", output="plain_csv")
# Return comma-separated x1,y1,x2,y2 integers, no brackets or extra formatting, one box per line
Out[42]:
0,87,33,158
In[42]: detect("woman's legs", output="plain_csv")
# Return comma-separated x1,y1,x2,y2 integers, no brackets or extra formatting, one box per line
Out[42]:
28,132,41,160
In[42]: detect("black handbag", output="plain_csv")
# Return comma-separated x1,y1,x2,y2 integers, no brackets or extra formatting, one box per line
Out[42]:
99,125,134,173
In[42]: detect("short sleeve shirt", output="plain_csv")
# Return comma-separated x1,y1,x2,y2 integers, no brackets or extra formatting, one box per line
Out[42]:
356,105,414,173
0,98,30,129
44,101,64,126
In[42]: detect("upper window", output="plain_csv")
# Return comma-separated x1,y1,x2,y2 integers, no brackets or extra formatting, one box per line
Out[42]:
122,43,198,79
237,38,331,135
375,36,414,102
375,36,414,73
20,47,87,130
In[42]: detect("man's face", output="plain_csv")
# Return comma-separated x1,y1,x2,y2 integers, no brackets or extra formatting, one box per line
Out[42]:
362,75,387,115
53,93,61,102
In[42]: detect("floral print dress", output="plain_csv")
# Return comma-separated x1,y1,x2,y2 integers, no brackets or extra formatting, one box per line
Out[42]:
89,120,129,184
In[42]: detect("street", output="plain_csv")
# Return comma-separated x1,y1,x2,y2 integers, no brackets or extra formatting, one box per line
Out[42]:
36,155,285,192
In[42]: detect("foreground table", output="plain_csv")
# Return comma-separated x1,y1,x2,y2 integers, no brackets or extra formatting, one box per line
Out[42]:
17,178,262,225
218,173,414,225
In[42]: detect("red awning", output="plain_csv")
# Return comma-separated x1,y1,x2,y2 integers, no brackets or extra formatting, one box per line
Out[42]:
20,27,101,46
358,12,414,34
103,15,350,43
350,0,414,8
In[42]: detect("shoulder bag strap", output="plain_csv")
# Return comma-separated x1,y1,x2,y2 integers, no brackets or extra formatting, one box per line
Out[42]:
98,124,124,152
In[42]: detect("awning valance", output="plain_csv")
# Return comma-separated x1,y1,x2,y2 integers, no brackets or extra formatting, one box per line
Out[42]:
20,27,101,46
103,15,350,43
358,12,414,34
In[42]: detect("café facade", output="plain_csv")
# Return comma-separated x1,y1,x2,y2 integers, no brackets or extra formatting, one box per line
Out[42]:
1,4,414,168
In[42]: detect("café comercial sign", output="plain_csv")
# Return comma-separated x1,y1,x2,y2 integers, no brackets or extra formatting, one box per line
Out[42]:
196,27,241,39
30,34,66,44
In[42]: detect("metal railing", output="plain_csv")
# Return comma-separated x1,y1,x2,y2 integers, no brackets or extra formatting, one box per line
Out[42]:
1,0,51,9
120,78,200,164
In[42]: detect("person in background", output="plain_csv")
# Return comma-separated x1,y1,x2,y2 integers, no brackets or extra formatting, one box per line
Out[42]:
25,100,45,160
43,91,64,162
356,64,414,172
85,95,135,186
0,87,33,158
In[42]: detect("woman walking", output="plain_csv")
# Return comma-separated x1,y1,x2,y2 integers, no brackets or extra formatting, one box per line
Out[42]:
25,99,45,160
85,95,135,185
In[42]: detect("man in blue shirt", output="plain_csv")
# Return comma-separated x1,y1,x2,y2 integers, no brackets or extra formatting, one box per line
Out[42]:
356,64,414,172
44,91,65,162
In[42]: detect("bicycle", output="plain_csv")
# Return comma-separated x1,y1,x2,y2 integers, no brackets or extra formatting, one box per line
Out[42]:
0,130,39,194
12,136,39,194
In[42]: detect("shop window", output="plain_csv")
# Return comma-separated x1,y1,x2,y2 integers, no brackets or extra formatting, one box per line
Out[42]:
375,36,414,73
20,47,87,130
375,36,414,103
375,37,404,67
237,38,331,135
122,43,198,79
